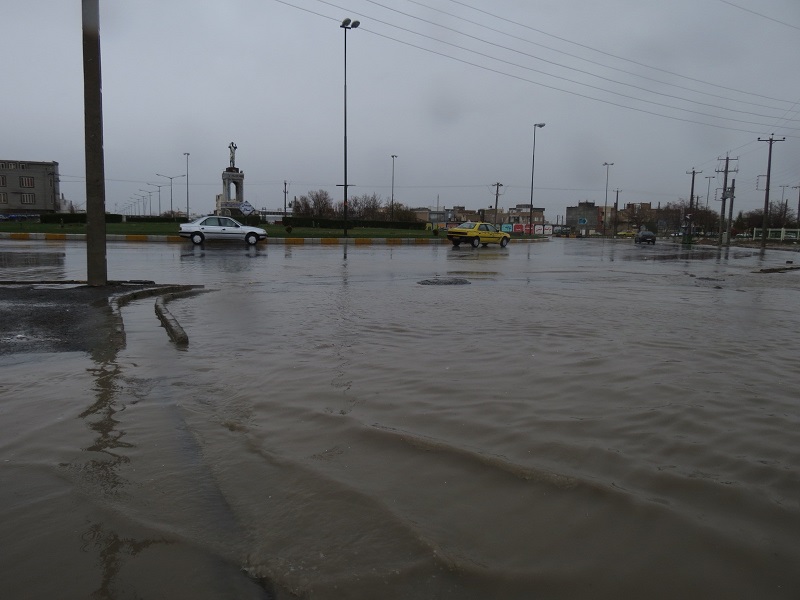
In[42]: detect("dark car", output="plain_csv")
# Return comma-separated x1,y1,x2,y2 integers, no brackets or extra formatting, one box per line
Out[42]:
634,230,656,245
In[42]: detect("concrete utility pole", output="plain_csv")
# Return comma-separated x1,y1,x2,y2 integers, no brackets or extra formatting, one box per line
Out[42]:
613,189,620,236
184,152,190,219
794,185,800,228
726,179,736,247
778,185,790,226
603,162,613,236
684,168,701,244
758,134,785,249
493,182,503,227
716,155,737,246
82,0,107,286
283,181,289,216
391,154,397,222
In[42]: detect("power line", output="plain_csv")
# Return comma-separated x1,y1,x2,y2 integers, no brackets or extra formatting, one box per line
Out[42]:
290,0,800,134
444,0,798,104
398,0,796,114
717,0,800,32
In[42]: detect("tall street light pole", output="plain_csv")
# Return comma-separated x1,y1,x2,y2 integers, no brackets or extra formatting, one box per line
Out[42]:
138,189,153,215
134,194,147,216
147,183,165,216
184,152,190,219
529,123,545,237
340,17,359,238
156,173,185,219
603,162,613,236
391,154,397,222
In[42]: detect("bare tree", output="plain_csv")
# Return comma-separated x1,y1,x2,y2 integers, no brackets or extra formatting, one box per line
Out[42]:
292,190,333,218
739,201,797,232
292,195,313,217
390,202,419,222
660,202,684,233
351,193,384,220
623,203,657,231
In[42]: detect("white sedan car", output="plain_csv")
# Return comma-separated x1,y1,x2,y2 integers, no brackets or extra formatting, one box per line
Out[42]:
179,216,267,245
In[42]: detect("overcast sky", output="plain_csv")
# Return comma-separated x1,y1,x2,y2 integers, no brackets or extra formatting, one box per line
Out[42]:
5,0,800,220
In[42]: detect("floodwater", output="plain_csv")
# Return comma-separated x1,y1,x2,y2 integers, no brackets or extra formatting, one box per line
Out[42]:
2,238,800,599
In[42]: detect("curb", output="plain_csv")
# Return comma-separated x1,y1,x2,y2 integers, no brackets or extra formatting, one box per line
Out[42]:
109,284,205,346
154,288,209,346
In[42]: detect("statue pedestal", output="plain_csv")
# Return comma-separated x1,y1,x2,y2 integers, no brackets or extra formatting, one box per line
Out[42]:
218,168,245,215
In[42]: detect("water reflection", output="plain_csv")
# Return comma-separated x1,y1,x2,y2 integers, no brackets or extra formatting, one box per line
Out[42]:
80,362,131,495
178,244,268,273
76,296,171,597
80,523,172,600
0,249,66,279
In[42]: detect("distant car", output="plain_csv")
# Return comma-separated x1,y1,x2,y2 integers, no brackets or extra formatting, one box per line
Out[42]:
446,221,511,248
179,216,267,245
634,230,656,245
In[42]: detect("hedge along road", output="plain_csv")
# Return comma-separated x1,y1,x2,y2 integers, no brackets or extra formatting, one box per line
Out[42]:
2,237,800,599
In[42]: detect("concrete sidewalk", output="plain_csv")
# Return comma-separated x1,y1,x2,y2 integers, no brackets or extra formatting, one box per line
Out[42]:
0,282,201,356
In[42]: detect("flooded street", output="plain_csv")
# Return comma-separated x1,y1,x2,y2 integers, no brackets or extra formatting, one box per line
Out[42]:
2,238,800,599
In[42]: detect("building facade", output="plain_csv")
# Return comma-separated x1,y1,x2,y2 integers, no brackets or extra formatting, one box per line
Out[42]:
507,203,545,226
566,201,602,235
0,160,61,215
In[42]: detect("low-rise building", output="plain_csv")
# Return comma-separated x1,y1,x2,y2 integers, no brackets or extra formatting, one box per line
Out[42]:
508,204,545,226
566,201,601,234
0,160,61,215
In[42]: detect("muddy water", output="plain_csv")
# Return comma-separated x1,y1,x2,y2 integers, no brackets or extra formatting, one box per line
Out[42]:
2,239,800,599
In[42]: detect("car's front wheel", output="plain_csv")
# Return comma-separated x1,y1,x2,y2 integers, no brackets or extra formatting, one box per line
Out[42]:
471,237,481,248
245,232,258,245
500,237,509,248
191,232,204,245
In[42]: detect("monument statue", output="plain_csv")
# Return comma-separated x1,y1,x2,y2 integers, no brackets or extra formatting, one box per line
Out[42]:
229,142,237,168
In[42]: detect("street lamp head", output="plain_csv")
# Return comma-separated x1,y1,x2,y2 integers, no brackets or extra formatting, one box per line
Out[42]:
351,20,360,28
392,154,397,159
534,123,545,128
604,162,614,166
